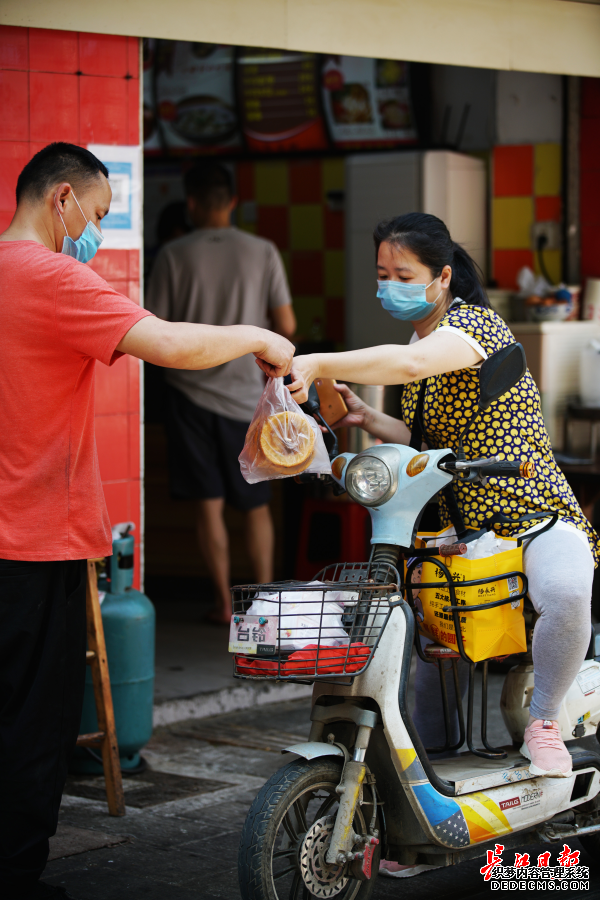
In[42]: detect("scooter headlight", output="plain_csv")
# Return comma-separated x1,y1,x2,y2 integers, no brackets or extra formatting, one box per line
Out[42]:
346,456,393,506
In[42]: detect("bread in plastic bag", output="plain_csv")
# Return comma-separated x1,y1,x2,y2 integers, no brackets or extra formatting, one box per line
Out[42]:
239,376,332,483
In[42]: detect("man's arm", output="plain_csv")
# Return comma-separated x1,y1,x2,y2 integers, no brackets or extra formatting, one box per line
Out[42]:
117,317,295,378
269,304,296,340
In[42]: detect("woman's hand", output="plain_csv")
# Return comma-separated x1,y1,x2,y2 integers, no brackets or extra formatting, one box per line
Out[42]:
328,383,371,430
280,354,319,405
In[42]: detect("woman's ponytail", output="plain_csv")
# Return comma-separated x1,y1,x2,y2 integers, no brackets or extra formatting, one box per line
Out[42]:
450,242,489,307
373,212,490,309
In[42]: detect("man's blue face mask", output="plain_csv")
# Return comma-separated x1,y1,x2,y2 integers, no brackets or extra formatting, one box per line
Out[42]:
377,277,441,321
55,190,104,264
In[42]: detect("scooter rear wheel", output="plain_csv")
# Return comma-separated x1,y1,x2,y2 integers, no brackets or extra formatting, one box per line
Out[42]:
238,757,381,900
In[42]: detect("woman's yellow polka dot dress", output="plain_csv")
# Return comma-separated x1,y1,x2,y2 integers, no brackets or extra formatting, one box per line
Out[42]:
401,303,600,564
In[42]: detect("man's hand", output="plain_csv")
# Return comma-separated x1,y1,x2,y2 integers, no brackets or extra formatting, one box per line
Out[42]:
253,330,296,378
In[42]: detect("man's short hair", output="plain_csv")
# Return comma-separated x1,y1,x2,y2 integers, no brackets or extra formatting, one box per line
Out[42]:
183,162,233,209
16,142,109,205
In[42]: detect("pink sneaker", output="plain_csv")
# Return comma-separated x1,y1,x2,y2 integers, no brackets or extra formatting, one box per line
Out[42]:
520,719,572,777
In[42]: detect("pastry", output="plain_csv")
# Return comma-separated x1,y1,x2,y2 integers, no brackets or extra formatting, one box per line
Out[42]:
259,412,315,469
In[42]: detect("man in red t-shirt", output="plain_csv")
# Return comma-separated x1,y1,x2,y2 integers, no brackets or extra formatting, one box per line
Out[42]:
0,143,295,900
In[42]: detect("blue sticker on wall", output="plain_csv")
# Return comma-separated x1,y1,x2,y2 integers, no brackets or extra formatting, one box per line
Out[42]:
102,161,132,230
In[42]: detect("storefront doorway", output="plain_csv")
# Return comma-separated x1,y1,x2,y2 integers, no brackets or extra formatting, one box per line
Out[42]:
140,39,580,596
1,18,598,713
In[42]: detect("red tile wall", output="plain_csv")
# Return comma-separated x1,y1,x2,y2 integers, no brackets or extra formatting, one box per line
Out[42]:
493,145,534,197
581,78,600,284
491,143,562,290
0,26,143,587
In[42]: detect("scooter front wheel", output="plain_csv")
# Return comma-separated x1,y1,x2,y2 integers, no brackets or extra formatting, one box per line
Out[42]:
238,757,381,900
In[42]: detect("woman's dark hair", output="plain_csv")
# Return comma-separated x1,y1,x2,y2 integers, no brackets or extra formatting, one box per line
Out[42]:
373,212,489,308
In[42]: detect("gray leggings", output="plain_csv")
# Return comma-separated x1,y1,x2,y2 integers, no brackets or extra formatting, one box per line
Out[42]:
413,527,595,748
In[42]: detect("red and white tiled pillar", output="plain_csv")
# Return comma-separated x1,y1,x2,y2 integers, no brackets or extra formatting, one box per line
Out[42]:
0,26,144,587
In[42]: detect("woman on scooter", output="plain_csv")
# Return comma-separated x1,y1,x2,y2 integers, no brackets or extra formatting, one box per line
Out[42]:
286,212,600,780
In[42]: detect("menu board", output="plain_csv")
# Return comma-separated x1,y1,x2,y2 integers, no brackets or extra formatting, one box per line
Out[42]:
144,40,241,154
142,41,417,156
321,56,417,149
236,48,329,153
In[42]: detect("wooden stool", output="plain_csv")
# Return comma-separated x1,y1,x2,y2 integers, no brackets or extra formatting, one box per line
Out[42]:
75,560,125,817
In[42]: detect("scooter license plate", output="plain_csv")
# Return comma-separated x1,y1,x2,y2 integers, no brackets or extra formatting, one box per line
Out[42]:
228,614,277,656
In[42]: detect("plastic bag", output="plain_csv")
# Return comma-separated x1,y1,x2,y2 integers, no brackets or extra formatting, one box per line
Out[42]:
246,581,352,650
516,265,550,298
461,531,515,560
420,527,514,560
239,377,332,484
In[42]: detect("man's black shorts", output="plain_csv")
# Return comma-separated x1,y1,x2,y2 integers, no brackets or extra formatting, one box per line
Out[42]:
165,385,271,511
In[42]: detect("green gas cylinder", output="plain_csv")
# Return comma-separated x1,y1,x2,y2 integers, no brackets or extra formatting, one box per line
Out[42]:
71,525,155,774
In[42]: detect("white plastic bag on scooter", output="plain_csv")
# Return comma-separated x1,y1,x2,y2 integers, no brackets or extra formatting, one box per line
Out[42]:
460,531,516,560
246,581,357,650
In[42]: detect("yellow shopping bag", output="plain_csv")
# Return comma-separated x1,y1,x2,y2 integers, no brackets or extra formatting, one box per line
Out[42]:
416,530,527,663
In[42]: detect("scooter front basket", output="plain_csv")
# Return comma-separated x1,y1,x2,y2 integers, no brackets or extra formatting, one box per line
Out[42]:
230,560,400,684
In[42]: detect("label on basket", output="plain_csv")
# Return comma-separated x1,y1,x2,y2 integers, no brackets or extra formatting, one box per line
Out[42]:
228,615,277,655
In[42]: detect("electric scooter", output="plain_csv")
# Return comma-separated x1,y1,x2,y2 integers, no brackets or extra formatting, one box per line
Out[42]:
234,345,600,899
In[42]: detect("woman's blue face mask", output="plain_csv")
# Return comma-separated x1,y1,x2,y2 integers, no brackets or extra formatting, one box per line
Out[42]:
55,191,104,264
377,277,440,321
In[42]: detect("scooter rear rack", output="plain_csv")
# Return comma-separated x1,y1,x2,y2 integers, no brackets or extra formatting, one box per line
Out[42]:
405,554,530,761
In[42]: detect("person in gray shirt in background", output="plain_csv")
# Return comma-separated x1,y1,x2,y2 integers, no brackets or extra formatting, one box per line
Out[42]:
147,162,296,623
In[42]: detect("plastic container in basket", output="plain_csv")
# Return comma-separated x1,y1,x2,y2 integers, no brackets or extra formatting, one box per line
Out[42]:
230,561,400,683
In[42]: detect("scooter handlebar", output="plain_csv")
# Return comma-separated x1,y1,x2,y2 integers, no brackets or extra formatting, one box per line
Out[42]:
479,460,535,479
439,457,535,479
